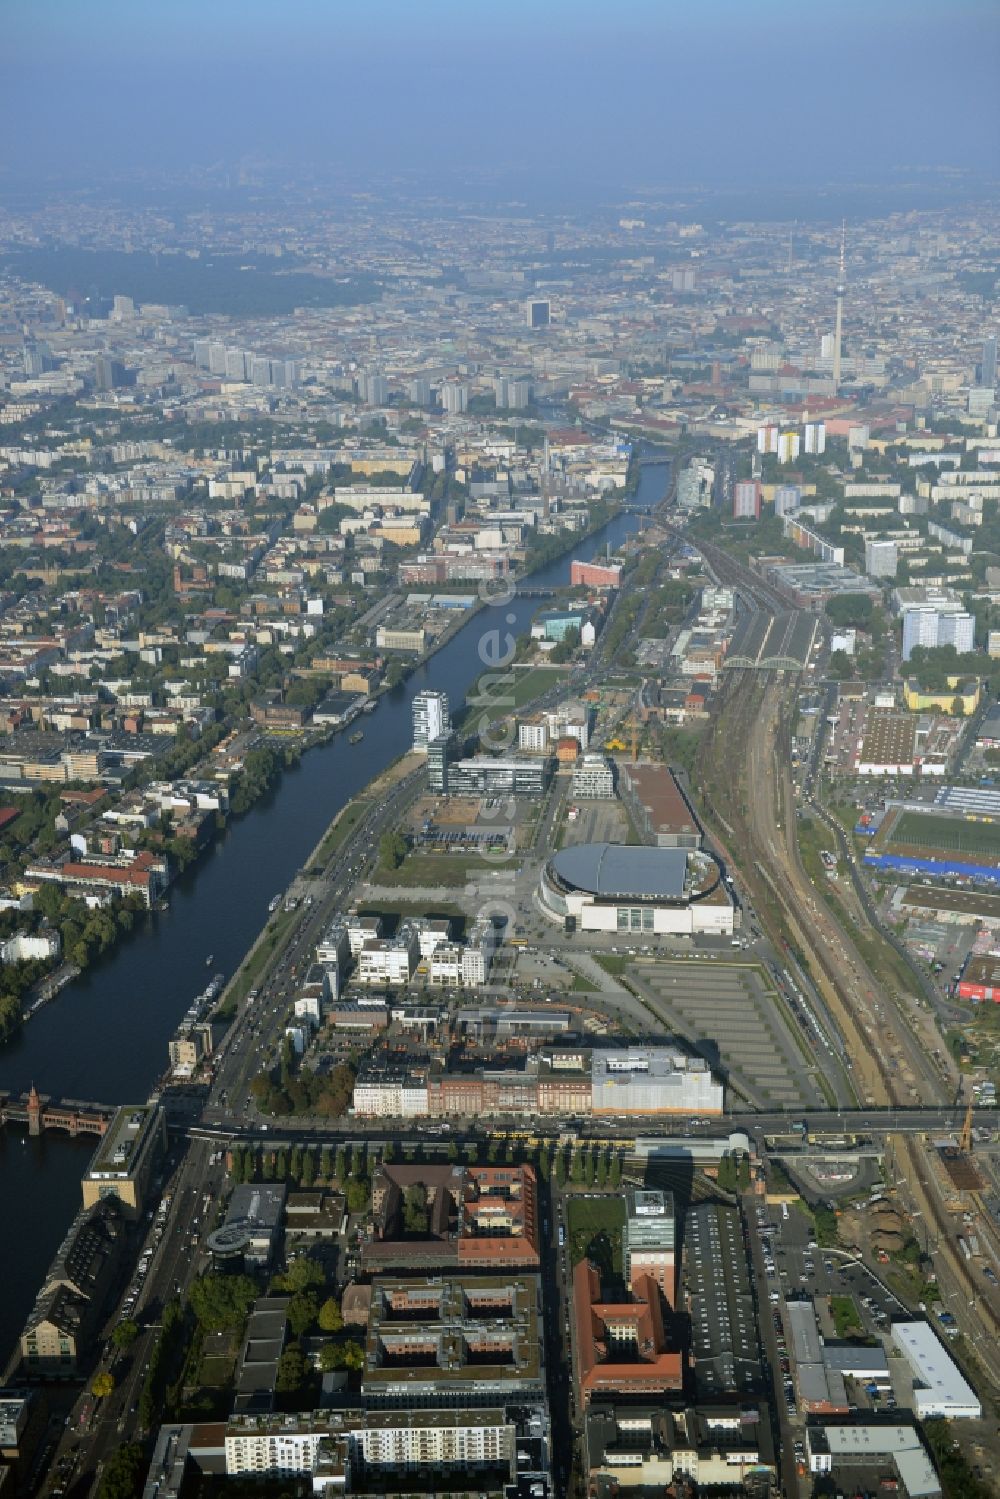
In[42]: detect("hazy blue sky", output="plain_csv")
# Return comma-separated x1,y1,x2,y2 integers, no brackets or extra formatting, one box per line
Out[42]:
3,0,998,192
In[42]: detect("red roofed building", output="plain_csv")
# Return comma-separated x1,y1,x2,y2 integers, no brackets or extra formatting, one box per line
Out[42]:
572,1260,682,1406
24,849,168,908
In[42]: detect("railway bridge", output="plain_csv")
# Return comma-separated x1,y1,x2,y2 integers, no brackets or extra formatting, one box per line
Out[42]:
0,1086,114,1138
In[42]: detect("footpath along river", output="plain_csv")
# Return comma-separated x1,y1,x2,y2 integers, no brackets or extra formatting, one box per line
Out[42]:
0,459,670,1362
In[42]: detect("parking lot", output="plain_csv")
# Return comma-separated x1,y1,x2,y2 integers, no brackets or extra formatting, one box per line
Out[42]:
636,961,822,1111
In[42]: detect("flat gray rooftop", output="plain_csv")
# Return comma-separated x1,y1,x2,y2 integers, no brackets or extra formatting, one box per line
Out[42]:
552,842,688,899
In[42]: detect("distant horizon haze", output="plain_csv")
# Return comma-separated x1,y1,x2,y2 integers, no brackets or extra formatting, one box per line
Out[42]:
2,0,998,193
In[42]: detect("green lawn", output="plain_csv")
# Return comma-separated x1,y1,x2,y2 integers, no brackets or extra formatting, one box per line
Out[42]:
359,902,468,938
566,1195,626,1280
510,666,570,707
830,1294,862,1337
593,953,629,977
468,665,570,716
197,1353,236,1388
570,973,599,993
379,852,496,887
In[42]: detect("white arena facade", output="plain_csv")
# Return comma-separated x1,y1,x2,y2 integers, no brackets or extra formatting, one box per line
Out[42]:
538,841,735,937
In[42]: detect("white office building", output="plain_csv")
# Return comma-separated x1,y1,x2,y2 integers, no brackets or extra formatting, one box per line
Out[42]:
518,721,549,752
357,931,419,987
571,755,615,799
412,690,451,750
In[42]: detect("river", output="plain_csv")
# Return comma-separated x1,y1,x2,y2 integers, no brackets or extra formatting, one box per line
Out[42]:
0,457,670,1363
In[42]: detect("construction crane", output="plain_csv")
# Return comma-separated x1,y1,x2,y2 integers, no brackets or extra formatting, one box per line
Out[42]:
626,714,641,761
959,1100,973,1154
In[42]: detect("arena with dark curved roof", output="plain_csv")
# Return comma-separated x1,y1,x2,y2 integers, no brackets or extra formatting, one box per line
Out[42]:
539,841,734,937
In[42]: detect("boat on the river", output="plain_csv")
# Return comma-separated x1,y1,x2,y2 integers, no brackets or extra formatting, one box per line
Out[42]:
349,730,364,744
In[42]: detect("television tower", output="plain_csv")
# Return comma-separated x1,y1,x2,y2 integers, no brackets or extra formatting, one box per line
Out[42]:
832,220,846,390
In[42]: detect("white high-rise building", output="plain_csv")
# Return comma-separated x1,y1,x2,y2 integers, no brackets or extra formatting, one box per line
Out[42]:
804,421,826,454
225,347,248,381
902,607,975,661
412,690,451,750
777,431,800,464
441,382,469,414
865,539,898,578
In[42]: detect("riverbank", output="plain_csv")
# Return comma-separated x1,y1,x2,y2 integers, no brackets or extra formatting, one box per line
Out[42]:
0,464,670,1365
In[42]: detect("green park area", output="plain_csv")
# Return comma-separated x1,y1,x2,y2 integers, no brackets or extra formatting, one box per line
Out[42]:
566,1195,626,1282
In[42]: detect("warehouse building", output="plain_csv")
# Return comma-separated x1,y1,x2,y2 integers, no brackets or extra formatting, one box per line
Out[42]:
681,1203,762,1397
618,762,702,848
806,1422,941,1497
891,1320,982,1419
955,954,1000,1003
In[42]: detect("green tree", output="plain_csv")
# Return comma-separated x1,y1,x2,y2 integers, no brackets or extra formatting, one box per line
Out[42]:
301,1149,316,1188
111,1319,140,1351
403,1183,429,1235
274,1255,325,1293
318,1341,342,1372
608,1153,621,1189
318,1296,343,1333
320,1145,333,1181
275,1345,307,1395
346,1178,369,1214
287,1291,319,1338
92,1371,115,1399
96,1443,146,1499
335,1146,347,1184
379,830,408,869
188,1273,258,1331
